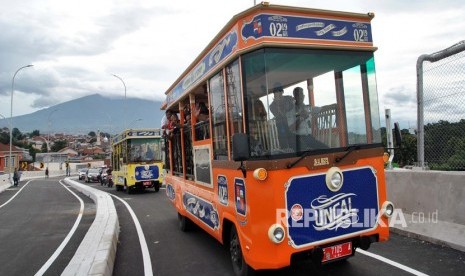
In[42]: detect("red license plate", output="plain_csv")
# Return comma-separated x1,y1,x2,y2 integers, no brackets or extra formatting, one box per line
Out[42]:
143,181,152,186
321,242,352,262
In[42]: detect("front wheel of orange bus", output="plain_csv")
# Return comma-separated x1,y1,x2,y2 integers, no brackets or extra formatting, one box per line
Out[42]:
230,225,255,276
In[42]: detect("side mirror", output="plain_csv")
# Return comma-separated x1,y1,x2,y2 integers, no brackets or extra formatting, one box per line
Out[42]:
232,133,250,161
394,122,402,148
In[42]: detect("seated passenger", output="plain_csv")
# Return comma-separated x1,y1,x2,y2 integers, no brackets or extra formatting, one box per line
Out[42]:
253,99,267,120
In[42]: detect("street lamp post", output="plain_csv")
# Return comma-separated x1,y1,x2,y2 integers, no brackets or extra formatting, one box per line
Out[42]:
129,118,142,129
112,74,127,130
9,64,33,185
47,109,59,152
46,109,58,170
102,112,112,167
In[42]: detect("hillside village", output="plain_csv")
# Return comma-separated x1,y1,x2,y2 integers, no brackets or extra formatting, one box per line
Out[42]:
0,127,111,174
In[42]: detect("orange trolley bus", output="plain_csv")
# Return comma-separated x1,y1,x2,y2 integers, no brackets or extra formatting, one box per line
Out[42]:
162,3,394,275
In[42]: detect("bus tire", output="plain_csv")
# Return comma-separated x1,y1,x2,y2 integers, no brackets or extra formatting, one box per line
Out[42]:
230,225,255,276
155,183,160,193
178,213,191,232
116,185,123,191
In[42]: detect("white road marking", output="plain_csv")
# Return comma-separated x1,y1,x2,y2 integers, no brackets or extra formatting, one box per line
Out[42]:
34,180,85,276
357,248,429,276
110,193,154,276
0,180,32,208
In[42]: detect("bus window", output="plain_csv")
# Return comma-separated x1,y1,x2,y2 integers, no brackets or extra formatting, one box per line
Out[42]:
226,60,244,153
242,47,381,157
210,72,228,160
312,71,339,147
343,65,368,144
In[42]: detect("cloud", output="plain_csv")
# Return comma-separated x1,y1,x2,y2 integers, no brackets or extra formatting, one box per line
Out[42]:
1,0,464,124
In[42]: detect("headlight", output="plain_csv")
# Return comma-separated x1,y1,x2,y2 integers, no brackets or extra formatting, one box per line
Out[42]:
381,201,395,218
253,168,267,181
325,167,344,192
268,224,285,244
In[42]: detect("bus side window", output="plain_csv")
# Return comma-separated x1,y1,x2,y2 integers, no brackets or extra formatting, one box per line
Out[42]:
226,60,244,156
209,72,228,159
248,98,268,156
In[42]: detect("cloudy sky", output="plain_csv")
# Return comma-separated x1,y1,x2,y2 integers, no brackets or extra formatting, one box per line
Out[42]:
0,0,464,129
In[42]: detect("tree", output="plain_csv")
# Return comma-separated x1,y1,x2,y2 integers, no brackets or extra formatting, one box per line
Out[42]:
30,130,40,137
88,131,96,137
51,140,68,152
41,142,48,152
26,144,40,161
0,132,8,144
381,127,417,167
396,131,417,166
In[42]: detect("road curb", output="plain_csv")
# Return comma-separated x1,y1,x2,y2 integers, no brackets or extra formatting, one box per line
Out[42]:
62,178,119,276
390,213,465,252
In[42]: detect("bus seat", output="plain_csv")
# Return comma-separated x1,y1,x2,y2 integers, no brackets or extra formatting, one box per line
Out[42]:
314,104,339,147
268,118,280,151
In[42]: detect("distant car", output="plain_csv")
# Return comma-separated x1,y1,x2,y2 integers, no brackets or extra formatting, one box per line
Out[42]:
78,168,88,180
85,168,101,183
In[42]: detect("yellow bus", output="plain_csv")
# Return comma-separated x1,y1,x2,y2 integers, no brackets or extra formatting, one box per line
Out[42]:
162,3,396,275
111,128,164,193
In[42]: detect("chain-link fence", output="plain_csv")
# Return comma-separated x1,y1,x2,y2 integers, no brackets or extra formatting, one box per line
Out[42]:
417,40,465,170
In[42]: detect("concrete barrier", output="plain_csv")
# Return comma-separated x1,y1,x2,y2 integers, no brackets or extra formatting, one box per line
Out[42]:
62,178,119,276
386,169,465,251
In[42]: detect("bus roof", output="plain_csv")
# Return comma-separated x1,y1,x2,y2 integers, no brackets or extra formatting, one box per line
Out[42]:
162,2,375,110
112,128,162,144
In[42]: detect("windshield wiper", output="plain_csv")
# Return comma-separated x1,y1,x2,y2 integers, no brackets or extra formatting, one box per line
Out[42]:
287,150,313,169
335,144,362,163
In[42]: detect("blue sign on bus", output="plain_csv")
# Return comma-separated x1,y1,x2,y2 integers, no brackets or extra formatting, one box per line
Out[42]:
285,167,379,248
241,14,372,44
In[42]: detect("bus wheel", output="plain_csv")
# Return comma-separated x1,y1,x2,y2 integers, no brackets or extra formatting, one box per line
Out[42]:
230,225,254,276
116,185,123,191
155,183,160,193
178,213,191,232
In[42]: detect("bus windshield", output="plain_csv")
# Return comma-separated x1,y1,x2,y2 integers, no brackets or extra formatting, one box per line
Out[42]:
242,48,382,158
128,138,163,162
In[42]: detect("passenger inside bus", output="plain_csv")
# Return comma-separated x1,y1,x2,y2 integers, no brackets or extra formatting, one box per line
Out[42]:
270,83,294,150
161,110,173,136
167,113,180,138
194,101,210,140
194,101,209,122
183,104,191,124
289,87,327,151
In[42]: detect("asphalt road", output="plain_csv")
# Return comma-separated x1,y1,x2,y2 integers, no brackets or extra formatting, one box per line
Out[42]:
1,176,464,275
0,177,95,275
88,180,465,276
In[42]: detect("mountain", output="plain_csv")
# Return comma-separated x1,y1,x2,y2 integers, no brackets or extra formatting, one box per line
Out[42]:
0,94,165,135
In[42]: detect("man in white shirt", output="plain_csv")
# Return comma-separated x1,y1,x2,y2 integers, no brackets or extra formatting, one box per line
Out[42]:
289,87,326,151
